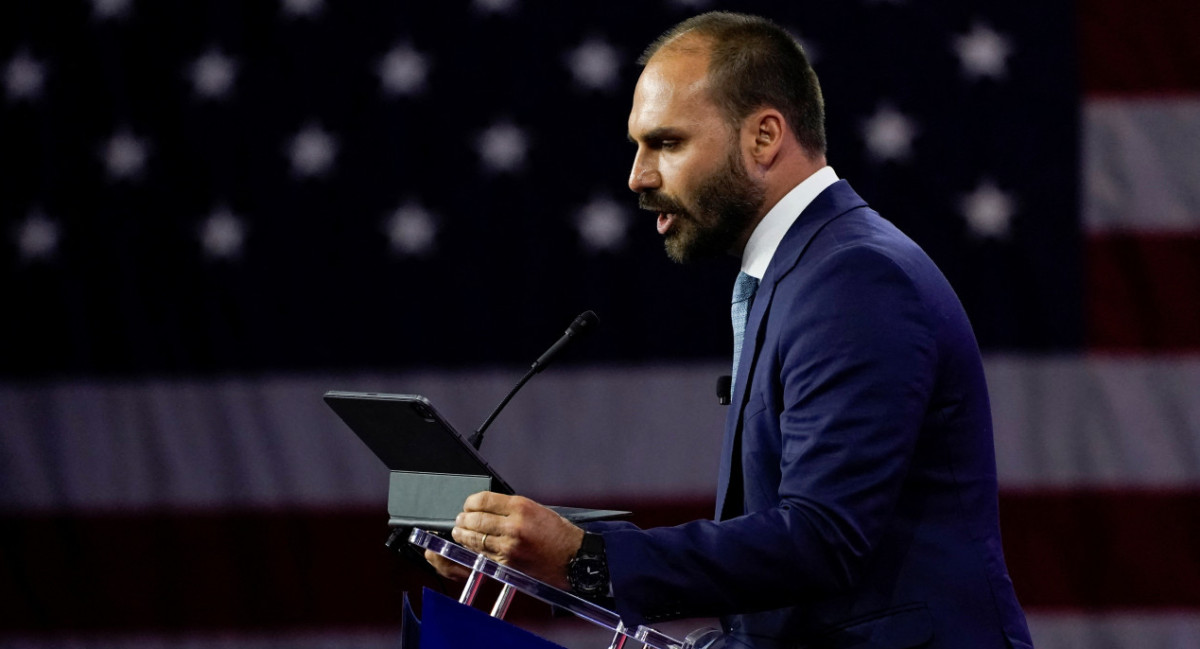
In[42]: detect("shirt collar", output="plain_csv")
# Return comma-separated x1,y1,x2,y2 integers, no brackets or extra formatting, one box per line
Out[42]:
740,166,838,279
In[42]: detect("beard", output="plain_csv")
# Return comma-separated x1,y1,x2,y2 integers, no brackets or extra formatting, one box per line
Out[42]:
639,144,766,264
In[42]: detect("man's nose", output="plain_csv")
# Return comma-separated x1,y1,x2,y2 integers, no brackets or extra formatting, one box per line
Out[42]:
628,164,661,193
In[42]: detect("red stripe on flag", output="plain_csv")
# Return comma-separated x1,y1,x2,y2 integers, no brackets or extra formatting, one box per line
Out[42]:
2,491,1198,635
0,508,427,633
1086,233,1200,350
1079,0,1200,96
1000,488,1200,611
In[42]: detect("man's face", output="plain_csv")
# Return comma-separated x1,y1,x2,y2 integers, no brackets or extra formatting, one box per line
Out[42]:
627,47,766,263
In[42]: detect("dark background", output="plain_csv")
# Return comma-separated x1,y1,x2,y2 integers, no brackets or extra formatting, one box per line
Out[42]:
1,0,1079,378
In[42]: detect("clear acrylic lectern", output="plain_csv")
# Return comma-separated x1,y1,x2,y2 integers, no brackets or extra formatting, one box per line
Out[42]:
410,528,724,649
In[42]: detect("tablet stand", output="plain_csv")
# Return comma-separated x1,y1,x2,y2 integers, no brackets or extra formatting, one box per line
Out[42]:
409,528,722,649
387,471,498,529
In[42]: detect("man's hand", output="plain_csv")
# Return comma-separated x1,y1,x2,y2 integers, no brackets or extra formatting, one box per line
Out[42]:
423,491,584,590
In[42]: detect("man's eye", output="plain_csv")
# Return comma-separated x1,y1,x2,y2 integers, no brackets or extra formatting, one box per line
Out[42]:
660,140,680,150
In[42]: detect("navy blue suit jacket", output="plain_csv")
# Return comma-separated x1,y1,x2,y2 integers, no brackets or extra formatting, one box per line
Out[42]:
589,181,1032,649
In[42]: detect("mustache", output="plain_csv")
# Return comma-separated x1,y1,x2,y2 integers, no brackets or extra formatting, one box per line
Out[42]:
638,191,687,215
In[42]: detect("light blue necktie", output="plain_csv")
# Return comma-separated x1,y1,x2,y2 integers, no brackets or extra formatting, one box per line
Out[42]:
731,271,759,396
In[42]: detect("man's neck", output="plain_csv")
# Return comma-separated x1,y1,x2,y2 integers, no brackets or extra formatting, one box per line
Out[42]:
739,165,839,279
761,155,828,218
733,154,828,256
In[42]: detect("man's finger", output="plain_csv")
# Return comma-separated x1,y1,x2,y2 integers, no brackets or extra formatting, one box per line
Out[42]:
424,549,471,581
463,490,514,514
452,520,505,555
455,509,510,535
450,524,469,547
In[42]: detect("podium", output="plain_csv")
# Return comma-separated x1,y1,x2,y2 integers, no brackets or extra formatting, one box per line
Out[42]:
415,588,567,649
323,391,724,647
410,528,724,649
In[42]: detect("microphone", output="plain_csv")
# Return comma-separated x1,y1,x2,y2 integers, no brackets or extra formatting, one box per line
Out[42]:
469,311,599,450
533,310,599,373
716,375,732,405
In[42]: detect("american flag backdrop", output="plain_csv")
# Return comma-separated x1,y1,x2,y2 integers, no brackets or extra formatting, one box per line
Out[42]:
2,0,1199,648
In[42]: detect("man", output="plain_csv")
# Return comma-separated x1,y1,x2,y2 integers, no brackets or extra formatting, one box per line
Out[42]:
428,11,1033,649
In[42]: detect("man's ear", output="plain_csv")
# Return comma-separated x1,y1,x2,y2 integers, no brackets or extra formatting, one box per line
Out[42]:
746,109,785,166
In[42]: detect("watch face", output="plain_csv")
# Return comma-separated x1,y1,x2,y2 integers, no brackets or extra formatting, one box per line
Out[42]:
569,554,608,596
569,533,609,598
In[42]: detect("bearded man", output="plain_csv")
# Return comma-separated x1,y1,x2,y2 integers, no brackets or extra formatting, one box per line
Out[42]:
428,11,1033,649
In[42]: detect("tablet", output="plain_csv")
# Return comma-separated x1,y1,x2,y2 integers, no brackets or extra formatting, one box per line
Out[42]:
324,390,627,530
324,391,514,492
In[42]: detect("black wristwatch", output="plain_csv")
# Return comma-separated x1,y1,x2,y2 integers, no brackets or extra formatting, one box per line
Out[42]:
567,532,609,599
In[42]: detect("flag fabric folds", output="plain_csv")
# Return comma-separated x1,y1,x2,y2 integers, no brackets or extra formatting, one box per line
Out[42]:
2,2,1198,648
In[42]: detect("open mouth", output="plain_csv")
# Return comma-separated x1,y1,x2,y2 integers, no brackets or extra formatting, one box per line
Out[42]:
657,212,678,235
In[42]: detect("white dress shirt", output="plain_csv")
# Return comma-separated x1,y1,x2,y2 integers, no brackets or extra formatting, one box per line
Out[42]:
740,166,839,279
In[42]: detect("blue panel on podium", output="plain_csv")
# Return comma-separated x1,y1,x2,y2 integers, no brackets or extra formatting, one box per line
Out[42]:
401,592,421,649
420,588,567,649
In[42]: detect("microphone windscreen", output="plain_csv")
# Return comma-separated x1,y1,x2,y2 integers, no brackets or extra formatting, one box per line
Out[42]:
716,375,732,405
568,310,599,336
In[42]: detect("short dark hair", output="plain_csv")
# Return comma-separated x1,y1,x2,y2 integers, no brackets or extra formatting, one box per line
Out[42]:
639,12,826,157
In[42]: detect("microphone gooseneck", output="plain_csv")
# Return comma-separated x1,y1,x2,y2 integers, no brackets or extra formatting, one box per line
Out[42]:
469,311,599,450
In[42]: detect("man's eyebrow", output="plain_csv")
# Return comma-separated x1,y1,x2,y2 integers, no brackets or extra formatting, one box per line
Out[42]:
629,127,683,143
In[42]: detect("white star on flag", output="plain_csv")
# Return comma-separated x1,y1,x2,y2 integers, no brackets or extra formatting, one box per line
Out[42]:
281,0,323,18
472,0,518,15
189,49,238,100
5,51,46,102
960,180,1016,239
200,207,246,259
478,122,529,174
16,210,60,262
288,123,338,178
575,196,629,252
102,130,149,181
378,44,429,97
384,203,437,256
862,104,917,162
91,0,133,20
566,38,620,92
954,22,1013,80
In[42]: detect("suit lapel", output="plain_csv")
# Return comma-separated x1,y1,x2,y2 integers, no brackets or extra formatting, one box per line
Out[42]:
714,180,867,520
